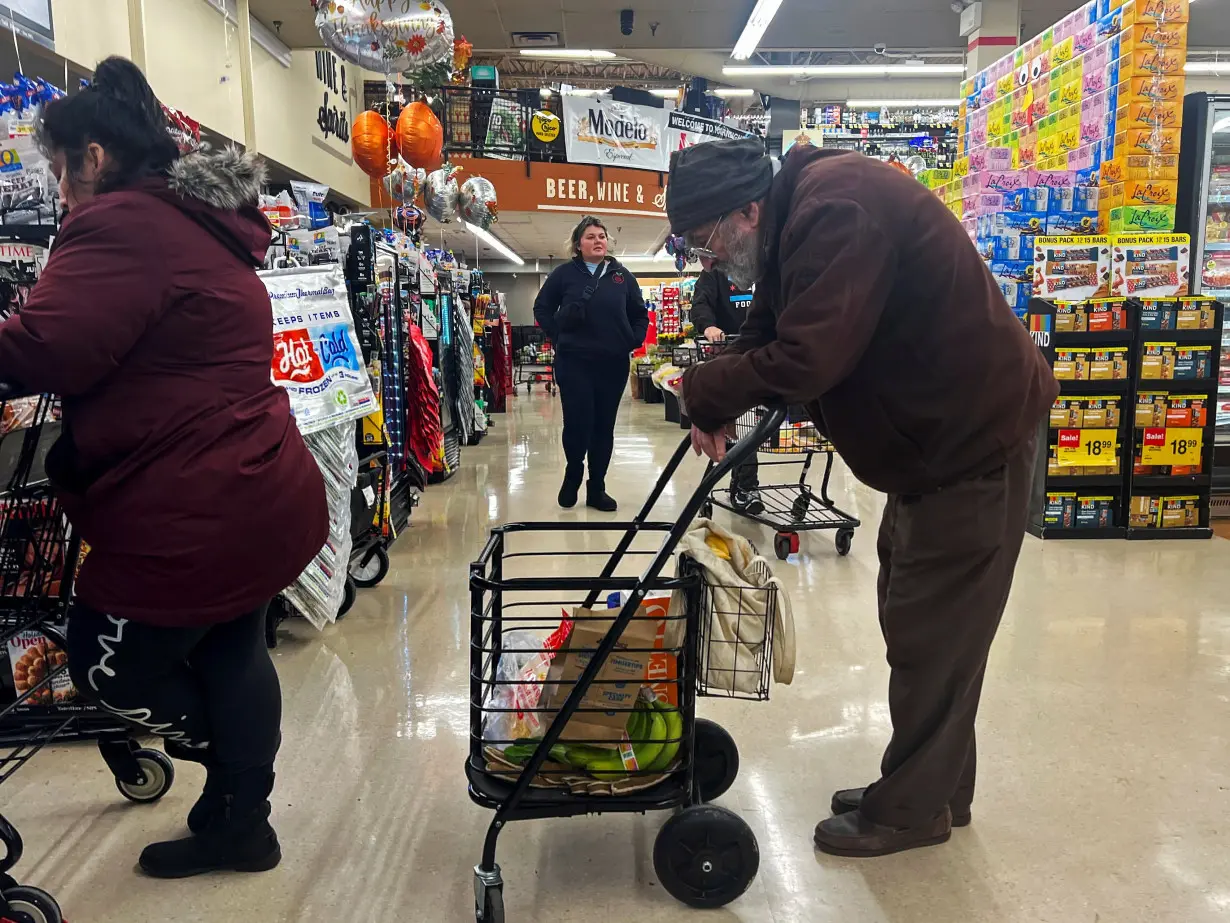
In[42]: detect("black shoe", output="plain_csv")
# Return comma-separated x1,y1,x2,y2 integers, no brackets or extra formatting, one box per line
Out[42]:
814,808,951,857
732,488,765,516
586,481,618,512
164,741,223,835
558,479,580,509
140,768,280,879
831,787,971,827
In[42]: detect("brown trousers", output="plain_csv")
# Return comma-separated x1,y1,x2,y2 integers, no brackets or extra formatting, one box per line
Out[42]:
859,435,1036,828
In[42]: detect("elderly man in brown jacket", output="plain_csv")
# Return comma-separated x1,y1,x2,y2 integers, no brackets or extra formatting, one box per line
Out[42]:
668,138,1057,858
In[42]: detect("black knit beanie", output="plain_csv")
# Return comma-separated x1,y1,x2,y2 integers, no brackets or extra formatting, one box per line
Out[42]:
666,137,773,234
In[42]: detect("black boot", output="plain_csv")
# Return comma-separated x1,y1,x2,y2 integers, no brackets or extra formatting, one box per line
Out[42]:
586,481,618,512
558,465,583,509
139,767,281,879
164,741,223,834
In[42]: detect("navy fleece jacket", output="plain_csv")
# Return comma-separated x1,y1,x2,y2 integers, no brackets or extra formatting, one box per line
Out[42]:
533,257,649,358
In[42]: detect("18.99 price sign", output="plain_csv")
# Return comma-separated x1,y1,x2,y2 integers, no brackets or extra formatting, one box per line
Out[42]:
1141,427,1203,466
1057,428,1117,466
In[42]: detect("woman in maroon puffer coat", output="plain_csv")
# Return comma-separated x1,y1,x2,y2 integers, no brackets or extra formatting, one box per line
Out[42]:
0,58,327,879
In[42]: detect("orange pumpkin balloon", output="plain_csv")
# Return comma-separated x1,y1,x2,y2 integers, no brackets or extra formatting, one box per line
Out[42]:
396,101,444,171
351,110,394,178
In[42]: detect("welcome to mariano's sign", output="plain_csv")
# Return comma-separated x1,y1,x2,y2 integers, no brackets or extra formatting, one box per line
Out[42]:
561,95,752,172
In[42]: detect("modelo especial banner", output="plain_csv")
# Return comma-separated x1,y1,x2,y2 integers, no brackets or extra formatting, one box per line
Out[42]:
562,96,753,172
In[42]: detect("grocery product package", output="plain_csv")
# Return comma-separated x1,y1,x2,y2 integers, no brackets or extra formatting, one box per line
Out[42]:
676,518,795,696
7,629,75,707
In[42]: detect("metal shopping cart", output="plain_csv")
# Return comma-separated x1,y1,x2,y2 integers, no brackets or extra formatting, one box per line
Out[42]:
692,338,860,560
513,342,555,395
0,390,177,923
467,407,788,922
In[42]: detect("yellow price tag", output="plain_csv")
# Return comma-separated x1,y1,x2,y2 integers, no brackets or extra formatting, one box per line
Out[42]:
1141,427,1203,465
1056,428,1117,466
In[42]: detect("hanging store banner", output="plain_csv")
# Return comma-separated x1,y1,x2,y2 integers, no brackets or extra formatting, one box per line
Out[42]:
261,266,376,434
666,110,754,154
561,95,669,171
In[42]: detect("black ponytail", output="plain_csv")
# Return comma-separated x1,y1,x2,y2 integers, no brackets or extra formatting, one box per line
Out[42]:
35,56,179,193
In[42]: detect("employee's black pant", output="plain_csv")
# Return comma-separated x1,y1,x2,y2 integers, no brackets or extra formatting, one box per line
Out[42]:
66,602,281,775
859,434,1036,828
554,351,629,489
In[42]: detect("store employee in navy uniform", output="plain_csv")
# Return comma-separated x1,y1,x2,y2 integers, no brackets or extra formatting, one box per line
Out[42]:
690,267,762,514
534,216,648,512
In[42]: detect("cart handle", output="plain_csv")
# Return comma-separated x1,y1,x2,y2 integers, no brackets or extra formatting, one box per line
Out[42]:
483,404,785,848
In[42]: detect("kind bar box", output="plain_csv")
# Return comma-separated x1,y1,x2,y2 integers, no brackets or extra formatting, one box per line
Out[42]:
6,630,75,708
1034,236,1112,301
1140,342,1176,379
1173,345,1212,380
1110,233,1190,297
1139,298,1177,329
1089,346,1128,379
1136,391,1168,427
1130,494,1160,527
1044,492,1079,528
1086,300,1127,331
1082,397,1121,427
1051,398,1085,427
1160,495,1199,528
1076,496,1116,528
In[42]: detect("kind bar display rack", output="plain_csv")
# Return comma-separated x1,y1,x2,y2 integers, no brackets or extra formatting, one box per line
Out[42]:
1025,294,1224,538
1126,296,1223,538
1027,297,1136,538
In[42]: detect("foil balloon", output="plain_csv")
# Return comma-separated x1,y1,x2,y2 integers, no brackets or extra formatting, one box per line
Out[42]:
383,161,412,203
351,110,394,178
423,166,459,223
394,205,426,235
457,176,498,230
395,101,444,170
313,1,454,73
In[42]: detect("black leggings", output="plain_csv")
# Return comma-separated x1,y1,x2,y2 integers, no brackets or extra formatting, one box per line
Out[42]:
554,351,629,487
66,602,281,774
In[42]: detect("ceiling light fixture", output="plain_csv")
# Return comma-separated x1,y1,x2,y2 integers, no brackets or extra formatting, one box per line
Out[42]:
563,87,611,96
714,88,756,97
519,49,616,59
650,88,682,97
723,63,965,76
1185,60,1230,73
845,98,962,107
731,0,785,60
464,222,524,266
540,87,553,97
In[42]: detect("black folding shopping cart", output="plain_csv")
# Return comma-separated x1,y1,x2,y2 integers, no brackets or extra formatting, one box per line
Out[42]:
692,338,860,560
0,389,176,923
467,406,788,922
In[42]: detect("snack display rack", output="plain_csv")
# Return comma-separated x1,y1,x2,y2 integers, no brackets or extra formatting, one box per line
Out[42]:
1025,294,1224,538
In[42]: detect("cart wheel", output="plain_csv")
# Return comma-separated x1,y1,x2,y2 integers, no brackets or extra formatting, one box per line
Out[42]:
475,885,504,923
116,749,175,804
653,805,759,909
3,885,63,923
835,529,854,557
694,718,739,803
773,532,794,560
337,577,357,619
700,499,713,519
351,545,390,589
791,493,811,520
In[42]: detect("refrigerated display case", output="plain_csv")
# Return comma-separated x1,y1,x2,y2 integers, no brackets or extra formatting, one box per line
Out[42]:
1177,93,1230,453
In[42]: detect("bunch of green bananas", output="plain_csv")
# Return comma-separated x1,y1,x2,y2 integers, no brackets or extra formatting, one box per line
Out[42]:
503,696,683,780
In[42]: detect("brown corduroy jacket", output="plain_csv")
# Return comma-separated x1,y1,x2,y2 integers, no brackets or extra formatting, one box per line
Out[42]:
682,145,1057,495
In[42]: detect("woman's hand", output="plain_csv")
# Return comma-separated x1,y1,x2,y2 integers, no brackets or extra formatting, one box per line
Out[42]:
691,425,727,462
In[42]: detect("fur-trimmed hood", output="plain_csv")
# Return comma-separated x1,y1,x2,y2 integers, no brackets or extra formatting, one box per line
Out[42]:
145,146,272,267
167,146,267,210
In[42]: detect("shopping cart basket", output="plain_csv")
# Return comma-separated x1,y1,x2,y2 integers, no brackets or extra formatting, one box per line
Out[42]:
513,342,554,395
690,339,860,559
467,406,788,922
0,388,177,923
704,406,860,559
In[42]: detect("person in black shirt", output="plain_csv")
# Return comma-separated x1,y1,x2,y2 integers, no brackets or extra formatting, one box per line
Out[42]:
533,216,649,511
690,268,762,513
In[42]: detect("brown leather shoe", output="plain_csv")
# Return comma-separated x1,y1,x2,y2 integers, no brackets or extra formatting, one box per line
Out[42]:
831,787,971,827
814,807,952,857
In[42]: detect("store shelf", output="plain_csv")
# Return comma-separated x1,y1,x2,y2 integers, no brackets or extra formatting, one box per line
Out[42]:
1134,379,1219,393
1058,379,1132,394
1053,330,1135,346
1126,527,1214,540
1045,474,1125,487
1136,329,1223,343
1027,524,1127,539
1131,474,1213,489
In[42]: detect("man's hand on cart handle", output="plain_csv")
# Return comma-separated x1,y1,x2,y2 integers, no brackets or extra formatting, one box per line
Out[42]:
691,425,727,462
703,326,725,343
